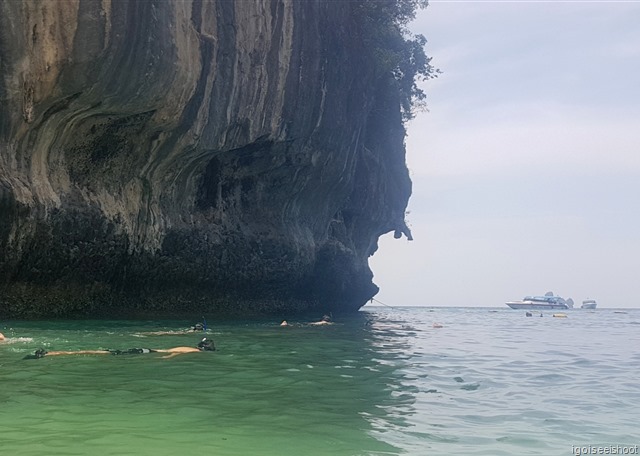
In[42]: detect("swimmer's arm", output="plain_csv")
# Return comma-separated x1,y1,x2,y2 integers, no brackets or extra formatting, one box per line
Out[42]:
154,349,181,359
159,352,182,359
136,330,188,336
154,347,200,359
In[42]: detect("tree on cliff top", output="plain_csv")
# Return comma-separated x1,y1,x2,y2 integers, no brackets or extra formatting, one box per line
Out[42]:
354,0,439,121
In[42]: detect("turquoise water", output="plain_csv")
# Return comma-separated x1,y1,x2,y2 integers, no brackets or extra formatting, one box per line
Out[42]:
1,307,639,455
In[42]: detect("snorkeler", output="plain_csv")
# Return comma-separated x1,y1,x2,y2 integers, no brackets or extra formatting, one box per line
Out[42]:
136,319,208,336
309,315,333,326
190,322,206,331
23,338,216,360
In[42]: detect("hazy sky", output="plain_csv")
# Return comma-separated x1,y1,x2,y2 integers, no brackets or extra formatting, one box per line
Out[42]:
369,1,640,308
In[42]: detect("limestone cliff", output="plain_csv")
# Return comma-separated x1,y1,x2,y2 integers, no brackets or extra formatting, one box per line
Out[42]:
0,0,413,317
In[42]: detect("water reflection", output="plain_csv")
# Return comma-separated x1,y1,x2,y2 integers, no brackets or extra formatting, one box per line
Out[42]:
356,310,432,453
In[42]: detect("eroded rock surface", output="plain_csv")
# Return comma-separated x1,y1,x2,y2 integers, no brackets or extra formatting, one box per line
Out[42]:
0,0,412,317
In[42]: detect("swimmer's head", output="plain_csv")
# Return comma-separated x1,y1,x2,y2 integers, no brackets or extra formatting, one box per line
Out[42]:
23,348,47,360
197,338,215,351
321,315,332,322
191,322,205,331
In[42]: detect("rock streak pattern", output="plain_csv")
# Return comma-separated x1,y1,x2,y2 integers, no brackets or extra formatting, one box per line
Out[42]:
0,0,412,317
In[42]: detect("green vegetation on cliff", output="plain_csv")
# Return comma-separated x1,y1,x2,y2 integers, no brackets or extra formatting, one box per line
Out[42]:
354,0,439,120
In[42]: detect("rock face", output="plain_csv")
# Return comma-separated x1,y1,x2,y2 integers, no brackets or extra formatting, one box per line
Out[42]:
0,0,412,317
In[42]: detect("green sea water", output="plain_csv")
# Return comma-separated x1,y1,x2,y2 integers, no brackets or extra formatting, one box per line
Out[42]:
1,307,639,455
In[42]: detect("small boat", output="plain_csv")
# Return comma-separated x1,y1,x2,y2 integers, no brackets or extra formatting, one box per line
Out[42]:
581,299,597,309
506,291,574,310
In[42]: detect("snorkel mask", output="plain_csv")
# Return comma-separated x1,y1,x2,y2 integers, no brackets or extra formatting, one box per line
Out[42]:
197,338,215,351
23,348,47,360
191,317,207,331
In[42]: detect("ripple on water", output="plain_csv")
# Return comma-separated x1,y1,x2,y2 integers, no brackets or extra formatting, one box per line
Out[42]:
2,309,640,455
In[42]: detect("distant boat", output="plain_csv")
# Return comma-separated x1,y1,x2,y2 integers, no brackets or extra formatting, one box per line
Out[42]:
506,292,574,310
581,299,597,309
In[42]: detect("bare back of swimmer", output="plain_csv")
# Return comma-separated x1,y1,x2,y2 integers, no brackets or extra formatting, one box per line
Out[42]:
309,315,333,326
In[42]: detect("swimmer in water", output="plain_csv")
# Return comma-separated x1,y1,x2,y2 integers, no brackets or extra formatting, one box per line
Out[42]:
309,315,333,326
0,332,5,341
136,321,208,336
23,338,215,360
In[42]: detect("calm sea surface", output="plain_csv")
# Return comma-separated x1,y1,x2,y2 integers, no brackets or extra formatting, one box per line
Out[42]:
1,306,639,456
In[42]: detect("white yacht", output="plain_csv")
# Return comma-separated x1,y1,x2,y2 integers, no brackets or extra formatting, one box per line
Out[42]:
506,292,574,310
581,299,597,309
